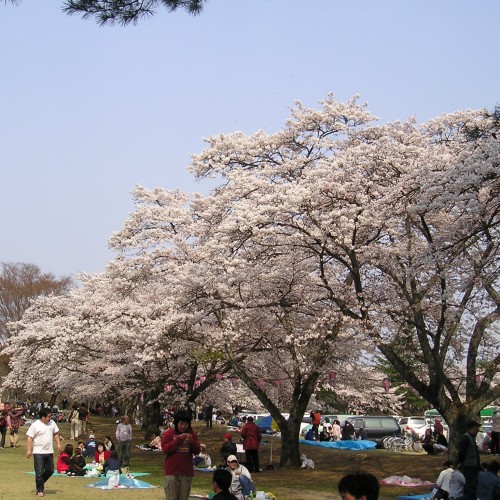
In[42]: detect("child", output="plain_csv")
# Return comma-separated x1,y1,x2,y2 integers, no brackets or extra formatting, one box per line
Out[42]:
70,447,87,476
57,444,73,474
105,449,121,475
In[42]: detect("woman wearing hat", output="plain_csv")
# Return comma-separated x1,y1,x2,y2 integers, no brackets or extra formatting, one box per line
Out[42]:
162,409,200,500
225,455,253,500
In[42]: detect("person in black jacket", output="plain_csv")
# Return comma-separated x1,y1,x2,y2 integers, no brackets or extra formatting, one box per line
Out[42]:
212,469,238,500
458,420,481,499
220,433,237,465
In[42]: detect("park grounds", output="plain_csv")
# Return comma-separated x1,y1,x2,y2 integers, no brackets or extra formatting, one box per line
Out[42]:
0,416,454,499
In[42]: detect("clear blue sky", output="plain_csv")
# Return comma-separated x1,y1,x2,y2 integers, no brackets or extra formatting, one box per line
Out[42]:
1,0,499,279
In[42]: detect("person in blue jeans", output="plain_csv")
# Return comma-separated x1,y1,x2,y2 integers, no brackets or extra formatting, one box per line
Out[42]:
26,407,62,497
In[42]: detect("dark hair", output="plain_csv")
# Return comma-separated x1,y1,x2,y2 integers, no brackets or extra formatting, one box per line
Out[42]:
39,407,51,418
467,420,481,429
64,443,74,456
97,441,105,450
487,461,500,474
338,472,379,500
212,468,232,491
174,410,192,432
110,449,119,459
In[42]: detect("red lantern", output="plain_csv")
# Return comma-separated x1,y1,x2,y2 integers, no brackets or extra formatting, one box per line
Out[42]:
165,385,173,393
216,373,223,381
256,379,266,390
272,379,282,388
230,377,239,387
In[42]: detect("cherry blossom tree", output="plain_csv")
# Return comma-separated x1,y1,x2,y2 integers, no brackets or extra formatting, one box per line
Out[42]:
4,95,498,463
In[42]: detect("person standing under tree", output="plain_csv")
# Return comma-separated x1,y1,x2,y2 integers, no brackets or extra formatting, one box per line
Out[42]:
115,415,133,468
458,420,481,499
26,407,62,497
162,409,201,500
240,416,262,473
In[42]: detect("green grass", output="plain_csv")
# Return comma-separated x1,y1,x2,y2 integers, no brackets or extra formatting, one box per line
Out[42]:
0,417,444,499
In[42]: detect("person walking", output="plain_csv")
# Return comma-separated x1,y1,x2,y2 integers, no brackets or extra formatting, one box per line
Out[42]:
8,403,25,448
26,407,62,497
68,404,80,440
458,420,481,499
240,416,262,473
115,415,133,468
162,409,201,500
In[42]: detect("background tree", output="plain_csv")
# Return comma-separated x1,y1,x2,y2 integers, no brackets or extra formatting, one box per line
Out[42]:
0,262,72,344
0,262,72,401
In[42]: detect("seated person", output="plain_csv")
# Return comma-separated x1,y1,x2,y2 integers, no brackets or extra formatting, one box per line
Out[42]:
148,432,162,450
104,435,115,451
319,428,331,441
57,443,74,474
220,433,237,465
226,455,253,500
104,449,121,475
70,447,87,476
212,468,238,500
95,441,111,464
193,443,212,468
83,434,97,458
305,427,315,441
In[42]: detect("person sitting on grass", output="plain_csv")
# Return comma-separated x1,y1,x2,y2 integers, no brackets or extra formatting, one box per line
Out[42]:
193,443,212,468
148,432,162,450
56,443,73,474
338,471,379,500
220,433,237,466
70,447,87,476
105,449,121,475
212,468,238,500
95,441,111,464
226,454,253,500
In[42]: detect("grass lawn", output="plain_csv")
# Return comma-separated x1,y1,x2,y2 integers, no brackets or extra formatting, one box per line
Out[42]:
0,416,448,499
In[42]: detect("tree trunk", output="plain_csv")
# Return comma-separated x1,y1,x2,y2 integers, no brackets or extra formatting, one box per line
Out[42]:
278,414,302,467
141,388,163,439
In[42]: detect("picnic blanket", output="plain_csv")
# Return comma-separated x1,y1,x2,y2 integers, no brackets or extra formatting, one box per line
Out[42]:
299,439,377,450
194,467,217,473
397,495,432,500
381,476,434,487
26,471,150,478
86,476,157,489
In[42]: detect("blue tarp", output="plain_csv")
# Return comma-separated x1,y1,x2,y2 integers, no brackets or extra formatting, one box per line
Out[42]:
255,415,273,433
397,495,431,500
87,477,157,489
299,439,377,450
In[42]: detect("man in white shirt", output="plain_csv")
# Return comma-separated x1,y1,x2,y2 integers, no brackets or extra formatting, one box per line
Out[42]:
434,460,454,498
26,407,62,497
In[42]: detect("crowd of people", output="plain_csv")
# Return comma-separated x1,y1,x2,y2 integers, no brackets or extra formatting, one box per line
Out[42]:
3,398,500,500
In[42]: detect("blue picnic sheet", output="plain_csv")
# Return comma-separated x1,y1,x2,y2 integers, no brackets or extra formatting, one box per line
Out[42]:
299,439,377,450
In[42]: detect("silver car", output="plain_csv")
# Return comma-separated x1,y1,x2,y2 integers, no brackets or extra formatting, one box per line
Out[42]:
399,416,430,439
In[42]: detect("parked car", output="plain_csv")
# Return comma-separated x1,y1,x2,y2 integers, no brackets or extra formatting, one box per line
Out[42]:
346,416,401,443
399,416,429,439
